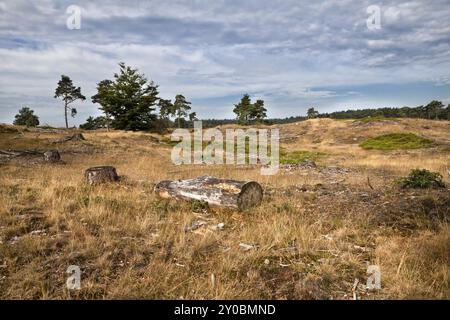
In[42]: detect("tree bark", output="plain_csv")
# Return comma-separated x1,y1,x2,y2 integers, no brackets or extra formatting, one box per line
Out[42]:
106,113,110,132
0,149,42,159
154,175,263,211
64,100,68,129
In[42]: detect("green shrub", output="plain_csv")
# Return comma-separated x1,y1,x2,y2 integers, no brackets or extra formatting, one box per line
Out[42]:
280,150,321,164
357,116,392,123
398,169,445,188
360,133,434,150
13,107,39,127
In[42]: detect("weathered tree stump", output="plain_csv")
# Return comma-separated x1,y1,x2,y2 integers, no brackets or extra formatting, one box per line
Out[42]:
85,166,119,185
53,133,86,143
154,175,263,211
70,133,86,141
43,150,61,162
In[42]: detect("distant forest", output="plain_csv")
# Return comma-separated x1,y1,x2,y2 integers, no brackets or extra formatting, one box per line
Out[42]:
201,100,450,127
319,101,450,120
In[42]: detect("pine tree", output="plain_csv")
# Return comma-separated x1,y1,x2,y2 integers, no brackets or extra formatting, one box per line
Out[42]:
251,99,267,121
173,94,192,128
91,63,160,131
79,116,110,130
233,94,253,124
91,79,114,130
13,106,39,127
424,100,444,119
188,111,198,127
158,99,175,120
307,107,319,119
233,94,268,124
54,75,86,128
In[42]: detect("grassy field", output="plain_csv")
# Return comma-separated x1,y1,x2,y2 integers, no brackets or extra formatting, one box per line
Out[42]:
0,118,449,299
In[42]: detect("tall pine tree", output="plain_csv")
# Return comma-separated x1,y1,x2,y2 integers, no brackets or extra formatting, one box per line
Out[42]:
54,75,86,128
173,94,192,128
233,94,252,124
91,63,160,131
233,94,267,124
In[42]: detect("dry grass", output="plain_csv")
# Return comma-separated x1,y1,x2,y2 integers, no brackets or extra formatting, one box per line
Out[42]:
0,118,449,299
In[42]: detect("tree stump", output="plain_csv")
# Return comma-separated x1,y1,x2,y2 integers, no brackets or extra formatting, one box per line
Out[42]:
53,133,86,143
154,175,263,211
85,166,119,185
43,150,61,162
70,133,86,141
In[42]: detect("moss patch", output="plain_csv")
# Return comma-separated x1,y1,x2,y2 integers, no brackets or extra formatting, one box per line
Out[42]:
360,133,434,150
280,150,322,164
356,116,393,123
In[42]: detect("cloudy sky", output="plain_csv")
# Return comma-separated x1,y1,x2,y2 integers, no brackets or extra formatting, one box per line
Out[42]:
1,0,449,126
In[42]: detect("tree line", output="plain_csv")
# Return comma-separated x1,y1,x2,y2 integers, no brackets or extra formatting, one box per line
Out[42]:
317,101,450,120
11,62,450,129
199,102,450,127
79,63,197,131
12,62,270,131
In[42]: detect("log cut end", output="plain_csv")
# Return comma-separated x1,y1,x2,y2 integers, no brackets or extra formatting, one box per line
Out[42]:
85,166,119,185
237,181,263,211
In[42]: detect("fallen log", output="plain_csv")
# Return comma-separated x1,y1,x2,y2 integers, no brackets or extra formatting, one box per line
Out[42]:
0,149,43,158
154,175,263,211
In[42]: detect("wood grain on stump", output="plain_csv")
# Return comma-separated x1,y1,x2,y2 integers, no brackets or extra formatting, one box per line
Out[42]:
85,166,119,185
43,150,61,162
154,175,263,211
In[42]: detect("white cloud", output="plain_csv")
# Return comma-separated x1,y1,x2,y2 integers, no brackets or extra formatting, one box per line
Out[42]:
0,0,449,125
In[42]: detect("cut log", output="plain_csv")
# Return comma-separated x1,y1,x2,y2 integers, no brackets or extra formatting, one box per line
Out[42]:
154,175,263,211
43,150,61,162
0,149,42,159
85,166,119,185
